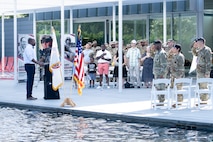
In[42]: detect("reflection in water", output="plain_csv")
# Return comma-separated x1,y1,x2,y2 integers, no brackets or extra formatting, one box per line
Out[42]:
76,117,88,139
0,107,212,141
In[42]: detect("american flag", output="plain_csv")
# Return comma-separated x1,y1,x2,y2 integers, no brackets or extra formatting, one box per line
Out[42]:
74,25,84,95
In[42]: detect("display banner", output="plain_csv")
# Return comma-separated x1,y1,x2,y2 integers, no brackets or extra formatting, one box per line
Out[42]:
17,34,34,81
64,34,76,79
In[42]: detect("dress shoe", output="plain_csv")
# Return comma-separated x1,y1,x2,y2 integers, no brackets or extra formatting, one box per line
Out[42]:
156,104,164,106
196,102,207,106
172,104,182,108
152,103,164,108
27,96,37,100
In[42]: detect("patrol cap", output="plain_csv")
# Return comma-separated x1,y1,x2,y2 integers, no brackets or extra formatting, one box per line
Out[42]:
95,46,101,51
137,40,142,43
173,44,181,51
193,38,198,42
167,39,174,42
153,40,162,45
87,42,92,46
92,40,97,45
196,37,205,43
141,39,147,43
45,35,53,43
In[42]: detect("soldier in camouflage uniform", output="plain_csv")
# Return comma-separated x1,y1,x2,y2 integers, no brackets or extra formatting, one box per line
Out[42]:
170,44,185,107
137,39,148,60
164,39,176,79
153,40,168,104
91,40,101,58
110,41,118,60
124,44,131,55
192,37,212,103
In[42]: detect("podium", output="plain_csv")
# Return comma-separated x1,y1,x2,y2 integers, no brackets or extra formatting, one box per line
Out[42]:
43,64,60,99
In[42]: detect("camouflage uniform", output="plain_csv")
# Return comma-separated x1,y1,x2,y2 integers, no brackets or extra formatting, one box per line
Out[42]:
124,44,131,55
171,52,185,102
91,44,101,65
153,48,168,102
163,44,173,79
137,40,148,63
107,42,118,65
196,46,212,101
138,45,146,60
110,47,118,61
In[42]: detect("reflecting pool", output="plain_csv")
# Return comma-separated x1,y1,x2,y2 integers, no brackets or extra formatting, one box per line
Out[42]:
0,107,212,142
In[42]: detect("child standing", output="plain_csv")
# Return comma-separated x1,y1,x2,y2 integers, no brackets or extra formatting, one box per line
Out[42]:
87,57,97,88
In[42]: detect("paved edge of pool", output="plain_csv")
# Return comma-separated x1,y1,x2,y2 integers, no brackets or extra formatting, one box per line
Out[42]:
0,102,212,132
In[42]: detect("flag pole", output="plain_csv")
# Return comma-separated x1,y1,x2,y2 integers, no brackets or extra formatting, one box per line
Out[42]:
61,24,84,107
60,31,78,107
60,52,76,107
60,73,76,107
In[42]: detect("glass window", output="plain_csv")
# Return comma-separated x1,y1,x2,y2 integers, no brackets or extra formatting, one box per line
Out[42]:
149,14,196,61
36,20,62,49
53,11,60,19
74,22,105,46
45,12,52,20
36,13,44,21
97,7,106,16
65,10,70,19
166,2,173,12
151,3,162,13
36,21,52,35
78,9,87,18
73,10,78,18
173,14,196,61
118,19,146,44
130,5,138,15
141,4,150,14
88,8,97,17
106,7,112,16
149,16,164,42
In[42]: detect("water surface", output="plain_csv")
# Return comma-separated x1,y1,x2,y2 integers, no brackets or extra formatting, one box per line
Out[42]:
0,107,212,142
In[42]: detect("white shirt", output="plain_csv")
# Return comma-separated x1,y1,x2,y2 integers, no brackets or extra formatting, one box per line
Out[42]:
83,49,93,64
23,44,37,64
96,49,112,63
126,47,141,66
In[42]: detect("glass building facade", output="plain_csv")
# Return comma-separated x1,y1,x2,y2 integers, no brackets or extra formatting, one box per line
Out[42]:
0,0,212,63
35,0,213,62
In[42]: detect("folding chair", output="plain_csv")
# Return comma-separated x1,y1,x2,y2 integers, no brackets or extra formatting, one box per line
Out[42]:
5,57,14,72
171,78,192,109
194,78,213,109
151,78,171,110
0,57,8,72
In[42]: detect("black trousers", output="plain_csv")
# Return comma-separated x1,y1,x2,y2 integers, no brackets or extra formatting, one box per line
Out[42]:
25,64,35,98
43,64,60,99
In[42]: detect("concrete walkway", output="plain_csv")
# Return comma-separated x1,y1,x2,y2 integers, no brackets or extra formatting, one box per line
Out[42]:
0,79,213,131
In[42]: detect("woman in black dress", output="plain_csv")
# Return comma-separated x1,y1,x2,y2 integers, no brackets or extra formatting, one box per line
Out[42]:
113,50,128,87
141,45,154,88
